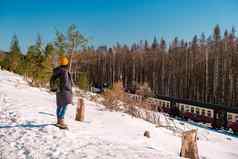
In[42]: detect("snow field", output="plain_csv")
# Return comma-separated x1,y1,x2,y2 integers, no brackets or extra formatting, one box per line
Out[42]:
0,70,238,159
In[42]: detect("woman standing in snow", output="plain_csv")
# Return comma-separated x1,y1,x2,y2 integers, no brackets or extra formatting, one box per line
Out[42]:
50,56,73,129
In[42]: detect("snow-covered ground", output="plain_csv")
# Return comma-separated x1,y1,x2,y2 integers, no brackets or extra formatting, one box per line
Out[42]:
0,70,238,159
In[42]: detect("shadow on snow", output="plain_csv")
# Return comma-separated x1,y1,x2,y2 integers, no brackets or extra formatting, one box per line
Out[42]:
38,111,55,117
0,123,54,129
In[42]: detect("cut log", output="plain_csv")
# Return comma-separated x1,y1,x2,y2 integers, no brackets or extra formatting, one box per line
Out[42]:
75,98,85,121
180,129,199,159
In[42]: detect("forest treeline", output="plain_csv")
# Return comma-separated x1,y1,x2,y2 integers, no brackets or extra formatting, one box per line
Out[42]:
73,25,238,107
0,24,88,87
0,24,238,106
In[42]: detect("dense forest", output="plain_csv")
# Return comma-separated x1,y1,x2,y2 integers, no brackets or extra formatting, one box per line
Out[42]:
0,25,238,107
72,25,238,107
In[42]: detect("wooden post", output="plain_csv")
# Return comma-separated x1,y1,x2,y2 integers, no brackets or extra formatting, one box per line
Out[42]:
75,98,85,121
180,129,199,159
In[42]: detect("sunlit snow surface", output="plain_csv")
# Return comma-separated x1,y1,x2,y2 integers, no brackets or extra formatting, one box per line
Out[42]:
0,70,238,159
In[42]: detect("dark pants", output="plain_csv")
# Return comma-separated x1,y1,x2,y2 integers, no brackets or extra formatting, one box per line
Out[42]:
56,105,67,119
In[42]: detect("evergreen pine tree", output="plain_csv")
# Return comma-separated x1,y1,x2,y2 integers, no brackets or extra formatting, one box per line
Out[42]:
78,72,89,90
8,34,22,72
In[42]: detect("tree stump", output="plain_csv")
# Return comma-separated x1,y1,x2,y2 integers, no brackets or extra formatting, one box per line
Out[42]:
75,98,85,121
180,129,199,159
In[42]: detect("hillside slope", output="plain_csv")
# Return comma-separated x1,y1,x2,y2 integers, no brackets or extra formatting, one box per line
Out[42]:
0,70,238,159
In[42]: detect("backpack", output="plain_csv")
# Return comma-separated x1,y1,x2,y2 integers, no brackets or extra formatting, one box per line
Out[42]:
50,69,62,92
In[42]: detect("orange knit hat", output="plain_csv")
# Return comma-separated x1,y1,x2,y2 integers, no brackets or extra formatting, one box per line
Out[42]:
59,56,69,66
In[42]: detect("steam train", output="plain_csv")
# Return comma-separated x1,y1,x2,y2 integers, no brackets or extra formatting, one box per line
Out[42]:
128,94,238,133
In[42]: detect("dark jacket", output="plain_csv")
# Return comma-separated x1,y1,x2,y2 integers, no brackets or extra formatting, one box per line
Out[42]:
50,66,73,106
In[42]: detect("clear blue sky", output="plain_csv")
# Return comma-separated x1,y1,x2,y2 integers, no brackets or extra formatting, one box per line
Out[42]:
0,0,238,52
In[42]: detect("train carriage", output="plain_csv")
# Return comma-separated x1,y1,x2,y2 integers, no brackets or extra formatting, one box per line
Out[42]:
127,93,238,133
156,96,238,132
227,112,238,132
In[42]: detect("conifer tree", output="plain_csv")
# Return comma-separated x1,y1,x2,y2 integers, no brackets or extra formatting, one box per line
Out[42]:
78,72,89,90
8,34,22,72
